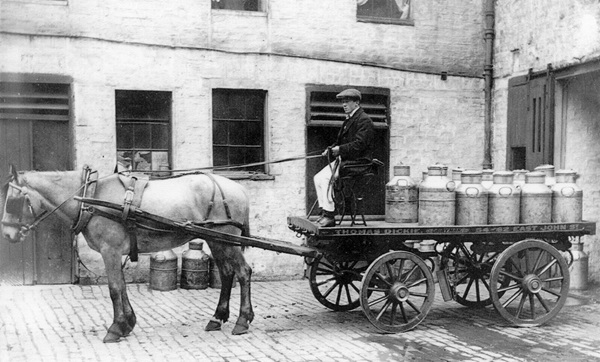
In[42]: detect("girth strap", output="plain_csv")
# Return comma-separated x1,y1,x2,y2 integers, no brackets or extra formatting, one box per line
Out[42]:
120,175,149,262
72,166,98,235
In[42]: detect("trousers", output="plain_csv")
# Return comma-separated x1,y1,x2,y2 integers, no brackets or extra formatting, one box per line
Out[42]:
313,159,340,213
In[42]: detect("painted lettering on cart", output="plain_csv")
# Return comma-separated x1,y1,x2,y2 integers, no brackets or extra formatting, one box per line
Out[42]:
327,223,581,236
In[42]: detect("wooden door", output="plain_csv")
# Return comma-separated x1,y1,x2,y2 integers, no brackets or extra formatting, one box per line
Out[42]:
0,78,73,285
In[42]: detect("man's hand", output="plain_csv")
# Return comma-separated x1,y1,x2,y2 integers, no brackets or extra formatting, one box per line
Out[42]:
322,146,340,157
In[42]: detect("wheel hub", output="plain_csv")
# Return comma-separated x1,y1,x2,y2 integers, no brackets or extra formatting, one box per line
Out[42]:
389,283,410,303
522,274,543,294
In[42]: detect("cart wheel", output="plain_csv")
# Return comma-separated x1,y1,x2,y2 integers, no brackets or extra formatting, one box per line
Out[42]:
360,251,435,333
443,242,505,308
308,255,368,311
490,239,570,326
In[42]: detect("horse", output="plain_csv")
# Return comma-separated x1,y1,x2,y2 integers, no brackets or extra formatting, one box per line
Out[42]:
1,165,254,343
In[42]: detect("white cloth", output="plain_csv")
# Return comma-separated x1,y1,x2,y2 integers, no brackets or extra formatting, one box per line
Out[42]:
313,159,340,213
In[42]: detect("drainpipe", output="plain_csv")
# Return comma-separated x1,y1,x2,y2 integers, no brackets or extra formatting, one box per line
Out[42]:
482,0,495,169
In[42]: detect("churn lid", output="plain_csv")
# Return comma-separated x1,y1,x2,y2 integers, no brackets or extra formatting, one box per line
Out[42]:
393,165,410,176
189,240,204,250
534,164,555,176
427,164,446,176
493,171,514,183
525,171,546,184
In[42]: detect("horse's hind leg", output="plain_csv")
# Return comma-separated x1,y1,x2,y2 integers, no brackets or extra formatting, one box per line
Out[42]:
205,253,234,332
101,250,135,343
232,259,253,335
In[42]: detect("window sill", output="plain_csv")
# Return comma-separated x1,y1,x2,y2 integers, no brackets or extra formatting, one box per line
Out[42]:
357,16,414,26
215,171,275,181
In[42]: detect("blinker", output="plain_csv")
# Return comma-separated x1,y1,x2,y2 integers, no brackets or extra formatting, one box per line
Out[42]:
6,196,25,216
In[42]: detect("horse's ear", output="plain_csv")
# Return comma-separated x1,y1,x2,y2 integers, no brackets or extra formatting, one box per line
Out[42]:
9,164,19,181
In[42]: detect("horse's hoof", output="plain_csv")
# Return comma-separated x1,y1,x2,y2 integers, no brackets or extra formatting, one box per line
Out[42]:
232,322,249,335
103,331,121,343
205,320,222,332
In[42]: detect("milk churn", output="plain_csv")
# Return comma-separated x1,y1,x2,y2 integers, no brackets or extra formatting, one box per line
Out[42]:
551,169,583,222
181,240,211,290
418,164,456,225
520,171,552,224
149,249,178,291
534,164,556,187
385,165,419,223
456,170,488,225
512,169,528,190
570,242,589,290
488,171,520,224
451,167,464,188
481,169,494,190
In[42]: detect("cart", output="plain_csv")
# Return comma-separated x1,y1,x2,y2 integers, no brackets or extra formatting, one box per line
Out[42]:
77,197,595,333
287,217,596,332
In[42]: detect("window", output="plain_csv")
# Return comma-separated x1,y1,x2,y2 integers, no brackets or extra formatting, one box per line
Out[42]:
305,86,390,216
357,0,413,25
212,0,262,11
212,89,266,174
116,90,171,172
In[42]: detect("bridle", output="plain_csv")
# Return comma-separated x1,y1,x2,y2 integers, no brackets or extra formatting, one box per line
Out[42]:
1,176,87,239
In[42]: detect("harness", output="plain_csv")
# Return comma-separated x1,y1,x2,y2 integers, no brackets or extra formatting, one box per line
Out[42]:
3,167,243,263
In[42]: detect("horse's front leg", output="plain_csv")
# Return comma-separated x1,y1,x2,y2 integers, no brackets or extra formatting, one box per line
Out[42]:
101,250,135,343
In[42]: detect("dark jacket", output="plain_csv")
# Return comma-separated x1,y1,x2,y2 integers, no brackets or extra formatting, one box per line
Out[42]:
335,107,374,163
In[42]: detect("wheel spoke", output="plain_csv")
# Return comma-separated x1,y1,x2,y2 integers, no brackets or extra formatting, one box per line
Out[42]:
498,282,521,294
390,302,398,325
502,288,523,308
407,277,427,288
461,277,475,300
316,276,336,287
529,294,535,319
499,269,522,283
410,291,429,298
385,261,396,281
532,248,545,272
536,258,558,276
506,256,525,277
516,293,527,319
399,301,408,323
335,284,343,305
402,265,419,283
322,280,340,298
368,294,389,308
540,286,562,298
349,281,361,294
344,284,352,305
376,300,393,321
535,292,551,313
542,276,564,283
406,298,421,314
373,271,393,287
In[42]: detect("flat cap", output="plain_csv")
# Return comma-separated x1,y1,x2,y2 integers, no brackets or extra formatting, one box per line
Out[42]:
336,88,361,101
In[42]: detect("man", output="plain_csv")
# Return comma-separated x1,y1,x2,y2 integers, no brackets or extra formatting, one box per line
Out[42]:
313,88,375,227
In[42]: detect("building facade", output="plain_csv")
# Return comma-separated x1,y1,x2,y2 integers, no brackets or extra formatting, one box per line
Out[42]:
2,0,553,284
493,0,600,283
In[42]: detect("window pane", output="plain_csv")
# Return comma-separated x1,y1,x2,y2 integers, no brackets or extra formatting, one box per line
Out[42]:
212,0,259,11
246,93,264,119
133,151,152,171
246,122,262,146
229,147,246,166
213,146,228,166
229,122,247,146
116,124,133,149
358,0,409,20
152,124,169,149
213,120,228,145
133,124,151,149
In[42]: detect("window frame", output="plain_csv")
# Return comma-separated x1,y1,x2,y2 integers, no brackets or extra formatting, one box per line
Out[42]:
211,0,267,13
115,90,172,174
357,0,414,26
212,88,271,180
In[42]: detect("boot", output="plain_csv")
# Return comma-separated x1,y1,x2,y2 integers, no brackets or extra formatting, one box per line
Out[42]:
317,210,336,227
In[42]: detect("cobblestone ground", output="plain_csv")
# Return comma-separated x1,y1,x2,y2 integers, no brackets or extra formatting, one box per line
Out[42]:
1,279,599,362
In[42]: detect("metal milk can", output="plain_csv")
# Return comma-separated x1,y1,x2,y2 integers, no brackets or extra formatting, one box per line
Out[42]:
451,167,464,188
455,170,488,225
569,242,589,290
418,164,456,225
520,171,552,224
512,169,528,190
551,169,583,222
149,249,178,291
534,164,556,187
181,240,211,290
481,169,494,190
385,165,418,223
488,171,520,224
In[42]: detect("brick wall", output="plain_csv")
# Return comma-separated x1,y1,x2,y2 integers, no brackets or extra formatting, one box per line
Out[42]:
1,0,487,281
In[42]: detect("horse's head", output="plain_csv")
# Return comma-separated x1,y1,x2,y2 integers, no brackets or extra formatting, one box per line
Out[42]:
1,165,42,243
